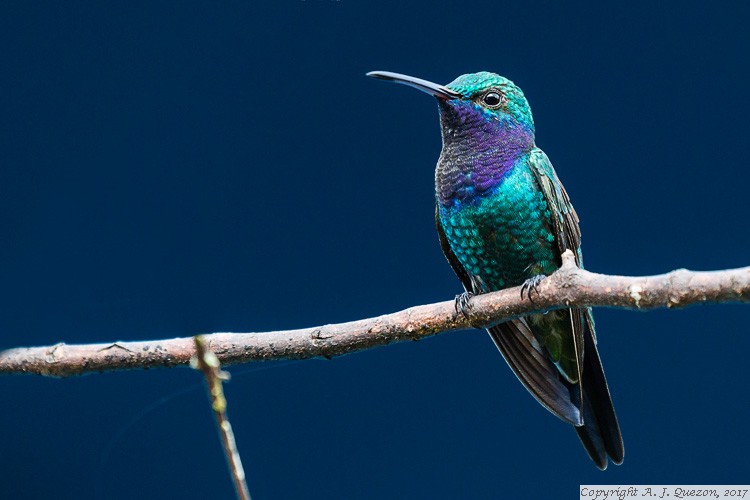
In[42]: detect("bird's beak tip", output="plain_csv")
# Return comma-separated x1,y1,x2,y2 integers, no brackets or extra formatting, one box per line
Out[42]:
366,70,460,100
366,71,390,80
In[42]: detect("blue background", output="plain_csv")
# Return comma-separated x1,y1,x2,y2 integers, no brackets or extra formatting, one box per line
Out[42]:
2,2,749,499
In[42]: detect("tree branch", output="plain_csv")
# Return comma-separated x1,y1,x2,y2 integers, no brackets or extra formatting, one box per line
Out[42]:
2,251,748,378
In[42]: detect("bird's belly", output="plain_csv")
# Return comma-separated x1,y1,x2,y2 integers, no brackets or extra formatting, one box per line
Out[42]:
438,167,559,291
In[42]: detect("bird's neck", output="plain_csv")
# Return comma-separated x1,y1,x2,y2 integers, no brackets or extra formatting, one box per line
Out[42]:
435,106,535,208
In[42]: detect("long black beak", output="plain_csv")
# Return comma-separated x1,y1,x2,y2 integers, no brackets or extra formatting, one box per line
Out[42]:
367,71,461,100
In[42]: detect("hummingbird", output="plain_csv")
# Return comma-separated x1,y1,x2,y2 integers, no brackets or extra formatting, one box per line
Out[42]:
368,70,624,469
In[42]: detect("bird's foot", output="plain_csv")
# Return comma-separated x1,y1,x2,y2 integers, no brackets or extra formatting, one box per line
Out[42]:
454,291,475,319
520,274,546,302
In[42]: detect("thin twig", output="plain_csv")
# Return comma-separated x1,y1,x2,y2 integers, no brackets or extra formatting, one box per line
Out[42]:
192,335,252,500
1,250,748,377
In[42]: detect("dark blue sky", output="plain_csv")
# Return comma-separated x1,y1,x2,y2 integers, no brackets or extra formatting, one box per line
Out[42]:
2,2,749,499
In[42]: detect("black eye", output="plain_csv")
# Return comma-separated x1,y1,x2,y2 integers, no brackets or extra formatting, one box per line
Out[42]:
482,91,502,107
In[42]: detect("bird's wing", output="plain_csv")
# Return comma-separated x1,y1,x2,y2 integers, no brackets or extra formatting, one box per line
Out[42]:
527,148,585,383
435,206,583,425
528,149,623,467
527,148,582,264
486,319,583,425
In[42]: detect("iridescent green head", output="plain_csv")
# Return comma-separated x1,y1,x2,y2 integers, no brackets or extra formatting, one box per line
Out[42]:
367,70,535,137
444,71,534,132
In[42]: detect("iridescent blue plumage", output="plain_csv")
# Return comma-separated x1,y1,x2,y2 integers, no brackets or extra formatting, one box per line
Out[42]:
369,70,624,469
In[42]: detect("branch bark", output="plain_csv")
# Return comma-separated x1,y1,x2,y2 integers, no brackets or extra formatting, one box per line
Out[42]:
2,251,748,378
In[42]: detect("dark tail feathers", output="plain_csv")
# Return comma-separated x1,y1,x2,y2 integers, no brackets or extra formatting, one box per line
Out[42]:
574,317,624,470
